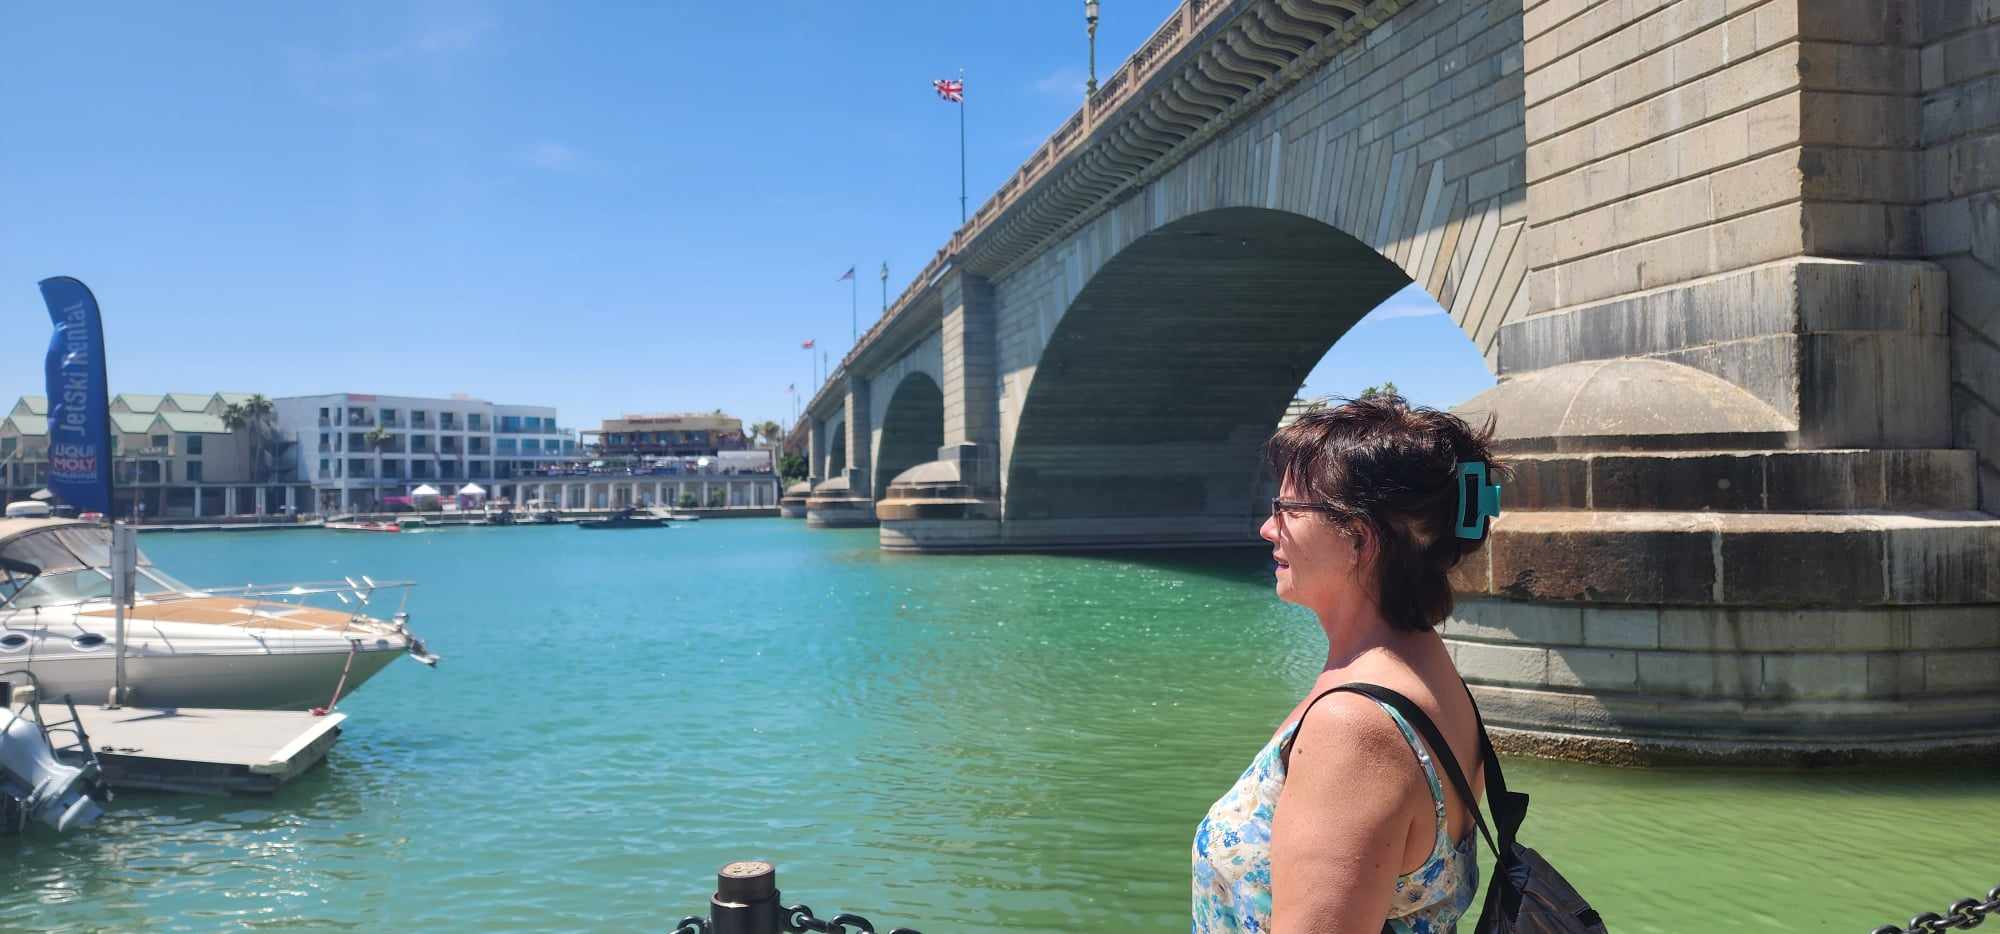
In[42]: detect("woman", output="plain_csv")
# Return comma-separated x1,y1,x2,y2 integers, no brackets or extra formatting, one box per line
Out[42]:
1193,394,1503,933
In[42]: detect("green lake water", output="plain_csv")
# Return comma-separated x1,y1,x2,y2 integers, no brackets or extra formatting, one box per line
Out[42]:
3,520,1994,931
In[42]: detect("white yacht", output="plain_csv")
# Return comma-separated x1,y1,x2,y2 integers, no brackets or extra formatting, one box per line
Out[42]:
0,518,434,710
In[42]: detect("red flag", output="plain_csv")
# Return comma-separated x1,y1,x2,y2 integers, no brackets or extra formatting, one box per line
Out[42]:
836,266,855,281
802,339,815,349
933,78,964,102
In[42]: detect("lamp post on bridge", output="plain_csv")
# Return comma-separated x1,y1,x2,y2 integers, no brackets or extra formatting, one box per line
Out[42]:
1085,0,1100,96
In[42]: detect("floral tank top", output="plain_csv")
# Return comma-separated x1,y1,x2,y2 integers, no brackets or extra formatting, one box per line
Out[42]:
1191,697,1479,933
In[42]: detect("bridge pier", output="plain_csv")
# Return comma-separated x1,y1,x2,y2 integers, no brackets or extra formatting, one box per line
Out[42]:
879,271,1005,549
778,481,810,518
806,376,878,528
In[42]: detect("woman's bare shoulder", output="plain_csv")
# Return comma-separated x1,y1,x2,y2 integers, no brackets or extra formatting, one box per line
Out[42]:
1287,691,1420,784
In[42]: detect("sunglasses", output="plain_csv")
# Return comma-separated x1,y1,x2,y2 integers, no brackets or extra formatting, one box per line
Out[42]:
1270,498,1352,518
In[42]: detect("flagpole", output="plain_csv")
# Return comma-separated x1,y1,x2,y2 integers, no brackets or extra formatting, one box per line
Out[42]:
959,67,968,224
851,268,858,343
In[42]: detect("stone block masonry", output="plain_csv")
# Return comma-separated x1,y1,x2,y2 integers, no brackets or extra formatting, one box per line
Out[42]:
1919,0,2000,513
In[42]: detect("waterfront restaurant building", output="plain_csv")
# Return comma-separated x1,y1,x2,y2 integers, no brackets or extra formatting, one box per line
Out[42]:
589,413,748,457
562,412,779,510
273,393,579,514
1,392,312,519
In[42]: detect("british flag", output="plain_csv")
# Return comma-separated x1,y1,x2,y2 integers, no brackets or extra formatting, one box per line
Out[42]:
933,78,964,103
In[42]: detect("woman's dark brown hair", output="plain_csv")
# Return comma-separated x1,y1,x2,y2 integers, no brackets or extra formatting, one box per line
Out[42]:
1265,392,1505,632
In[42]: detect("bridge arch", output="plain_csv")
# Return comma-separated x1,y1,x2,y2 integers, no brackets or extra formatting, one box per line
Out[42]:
1000,205,1488,543
871,372,945,501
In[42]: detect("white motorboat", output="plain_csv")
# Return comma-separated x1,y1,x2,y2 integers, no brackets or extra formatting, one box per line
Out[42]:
0,518,435,711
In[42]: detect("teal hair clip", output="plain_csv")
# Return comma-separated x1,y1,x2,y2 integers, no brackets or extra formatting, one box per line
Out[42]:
1454,461,1501,540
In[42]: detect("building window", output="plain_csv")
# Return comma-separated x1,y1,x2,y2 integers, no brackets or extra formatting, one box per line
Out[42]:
186,462,203,483
380,408,397,426
320,458,330,476
139,462,162,483
411,410,428,427
0,438,13,457
320,407,332,425
470,438,487,454
440,413,457,430
151,434,169,452
184,434,203,455
412,435,430,452
467,414,484,431
319,432,331,452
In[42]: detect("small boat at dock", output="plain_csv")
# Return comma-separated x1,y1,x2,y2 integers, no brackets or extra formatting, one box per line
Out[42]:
575,507,668,530
325,516,403,533
0,517,436,710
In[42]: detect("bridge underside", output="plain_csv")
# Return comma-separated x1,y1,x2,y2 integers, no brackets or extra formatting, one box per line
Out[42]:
1000,208,1408,548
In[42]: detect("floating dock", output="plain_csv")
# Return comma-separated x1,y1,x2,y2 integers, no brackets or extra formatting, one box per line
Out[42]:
38,704,346,795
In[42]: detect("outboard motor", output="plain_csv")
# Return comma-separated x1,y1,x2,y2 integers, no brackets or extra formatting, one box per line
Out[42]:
0,706,104,833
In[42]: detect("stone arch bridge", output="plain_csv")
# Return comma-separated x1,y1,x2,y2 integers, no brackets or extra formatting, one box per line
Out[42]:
795,0,2000,762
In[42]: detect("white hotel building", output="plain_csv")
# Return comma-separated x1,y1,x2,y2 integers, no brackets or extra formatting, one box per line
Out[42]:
274,393,578,513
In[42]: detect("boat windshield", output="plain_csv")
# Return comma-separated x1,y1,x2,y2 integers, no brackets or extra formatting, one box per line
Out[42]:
0,525,190,611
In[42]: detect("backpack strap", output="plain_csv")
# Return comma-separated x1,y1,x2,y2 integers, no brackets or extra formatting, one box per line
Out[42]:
1458,679,1531,923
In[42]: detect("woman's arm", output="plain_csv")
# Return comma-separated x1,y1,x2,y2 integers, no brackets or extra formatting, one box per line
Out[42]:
1269,692,1426,933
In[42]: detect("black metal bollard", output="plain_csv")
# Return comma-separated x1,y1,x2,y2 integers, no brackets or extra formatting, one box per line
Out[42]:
676,860,922,934
710,860,784,934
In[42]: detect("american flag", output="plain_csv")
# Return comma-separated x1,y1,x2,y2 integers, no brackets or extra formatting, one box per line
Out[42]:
788,383,796,393
933,78,963,103
802,339,815,349
836,266,855,281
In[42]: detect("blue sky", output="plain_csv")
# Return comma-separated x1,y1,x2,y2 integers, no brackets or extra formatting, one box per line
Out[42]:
3,2,1494,431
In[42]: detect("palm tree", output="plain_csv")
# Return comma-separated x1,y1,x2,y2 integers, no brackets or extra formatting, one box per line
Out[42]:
225,394,281,481
756,420,781,447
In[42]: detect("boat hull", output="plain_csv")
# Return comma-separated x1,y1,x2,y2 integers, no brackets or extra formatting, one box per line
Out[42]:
10,643,406,710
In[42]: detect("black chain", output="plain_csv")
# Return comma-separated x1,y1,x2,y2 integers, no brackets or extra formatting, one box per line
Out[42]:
1872,886,2000,934
782,903,920,934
